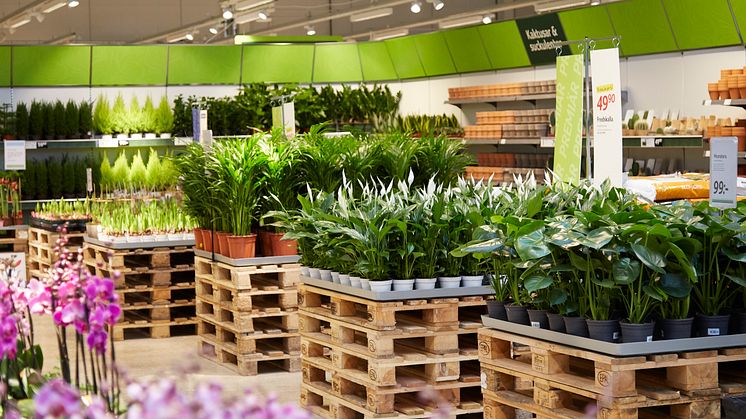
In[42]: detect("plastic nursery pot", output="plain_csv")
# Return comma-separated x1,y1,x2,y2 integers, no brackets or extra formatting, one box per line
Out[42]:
739,312,746,334
331,272,340,283
415,278,437,290
695,314,730,337
319,269,332,281
505,304,530,326
359,278,370,291
300,266,310,276
527,309,549,329
369,280,392,292
563,316,589,338
620,322,655,343
202,229,215,253
215,231,231,257
586,319,621,343
337,274,350,286
268,232,298,256
308,268,321,279
461,275,485,288
257,230,273,256
193,228,205,250
349,276,362,288
438,276,461,289
392,279,415,291
226,234,257,259
487,301,507,321
659,317,694,340
547,313,565,333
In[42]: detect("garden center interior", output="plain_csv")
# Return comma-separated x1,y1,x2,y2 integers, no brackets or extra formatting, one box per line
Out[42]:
1,0,746,418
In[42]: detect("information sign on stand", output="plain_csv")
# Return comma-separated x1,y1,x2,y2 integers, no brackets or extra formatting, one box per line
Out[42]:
4,140,25,170
709,137,738,209
192,108,208,141
591,48,623,186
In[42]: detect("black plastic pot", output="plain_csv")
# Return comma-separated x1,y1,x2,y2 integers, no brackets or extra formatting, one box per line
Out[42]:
527,309,549,329
563,316,589,337
486,300,507,320
586,319,620,342
659,317,693,340
695,314,730,337
739,312,746,334
620,322,655,343
505,304,530,325
547,312,565,333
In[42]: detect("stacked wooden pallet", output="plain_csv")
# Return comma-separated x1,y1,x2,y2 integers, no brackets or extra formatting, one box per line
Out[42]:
478,327,746,418
299,283,489,418
28,227,85,279
195,256,301,375
82,241,197,340
0,226,28,253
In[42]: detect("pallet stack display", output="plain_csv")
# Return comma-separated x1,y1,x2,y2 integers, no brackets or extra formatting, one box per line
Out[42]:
83,240,197,340
0,226,28,253
194,255,301,375
478,327,746,419
28,227,85,279
299,283,490,418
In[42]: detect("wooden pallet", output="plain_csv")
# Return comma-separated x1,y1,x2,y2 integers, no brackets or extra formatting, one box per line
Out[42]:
196,275,298,312
197,299,298,332
29,227,85,249
113,317,197,340
90,265,195,289
299,284,489,332
195,256,300,290
300,310,479,359
198,336,300,375
198,316,299,355
478,327,744,418
119,282,195,305
83,242,194,272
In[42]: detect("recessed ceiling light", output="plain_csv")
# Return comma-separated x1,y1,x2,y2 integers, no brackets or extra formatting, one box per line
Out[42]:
222,8,233,20
67,0,80,8
185,33,194,41
209,27,219,35
306,25,316,36
410,1,422,13
482,15,492,24
433,0,444,11
257,9,268,20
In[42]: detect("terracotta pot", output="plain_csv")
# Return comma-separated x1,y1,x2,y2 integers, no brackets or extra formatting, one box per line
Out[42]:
193,228,205,250
202,229,215,253
708,83,719,100
215,231,232,257
268,232,298,256
258,230,273,256
226,234,257,259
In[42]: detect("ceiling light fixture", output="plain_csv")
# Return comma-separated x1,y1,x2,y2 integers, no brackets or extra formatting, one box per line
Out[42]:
10,18,31,29
67,0,80,8
305,25,316,36
534,0,589,13
432,0,444,11
222,7,233,19
185,32,194,41
438,15,483,29
43,2,67,13
32,13,44,23
257,9,268,20
482,15,492,24
410,1,422,14
350,7,393,22
370,28,409,41
590,0,601,4
209,27,219,34
233,0,273,12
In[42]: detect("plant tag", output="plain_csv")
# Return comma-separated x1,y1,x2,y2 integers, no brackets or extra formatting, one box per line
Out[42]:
540,137,555,148
531,321,541,328
646,336,653,342
704,100,712,106
724,99,732,106
86,168,93,193
612,332,619,340
710,137,738,208
641,137,655,148
25,141,37,149
480,372,487,389
118,139,129,146
99,138,118,148
707,328,720,336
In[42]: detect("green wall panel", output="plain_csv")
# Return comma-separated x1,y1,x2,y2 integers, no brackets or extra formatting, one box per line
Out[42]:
442,27,492,74
0,47,10,87
91,46,167,86
242,44,314,83
478,21,531,69
412,32,456,77
663,0,740,50
606,0,678,55
13,46,90,86
358,42,398,81
732,0,746,41
168,46,241,85
559,7,618,54
384,37,426,79
313,44,362,83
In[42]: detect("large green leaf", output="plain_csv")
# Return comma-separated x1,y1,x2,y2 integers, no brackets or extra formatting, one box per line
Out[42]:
726,274,746,287
631,243,666,273
548,287,568,306
515,228,550,261
660,273,692,298
722,246,746,263
579,227,614,250
524,274,553,292
667,242,697,282
613,257,640,285
569,251,589,272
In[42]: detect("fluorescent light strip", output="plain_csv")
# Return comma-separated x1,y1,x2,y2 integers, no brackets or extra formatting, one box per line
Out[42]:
371,28,409,41
43,1,67,13
438,15,483,29
350,7,393,23
534,0,589,12
10,18,30,29
233,0,273,12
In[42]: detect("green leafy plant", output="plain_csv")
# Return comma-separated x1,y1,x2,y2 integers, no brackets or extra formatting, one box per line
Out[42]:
15,103,29,140
47,157,63,198
43,102,56,140
53,101,65,139
111,152,130,190
79,101,92,138
128,151,147,190
29,101,43,140
64,100,79,138
111,94,128,135
62,156,76,196
93,95,112,135
155,96,174,135
128,97,144,133
142,96,156,133
99,154,113,194
35,159,48,199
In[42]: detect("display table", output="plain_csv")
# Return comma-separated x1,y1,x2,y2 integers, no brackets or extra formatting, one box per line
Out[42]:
82,239,197,340
194,255,301,375
298,280,491,418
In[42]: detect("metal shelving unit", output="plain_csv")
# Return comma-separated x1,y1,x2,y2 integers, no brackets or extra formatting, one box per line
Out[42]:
462,135,703,149
0,137,192,150
446,91,628,108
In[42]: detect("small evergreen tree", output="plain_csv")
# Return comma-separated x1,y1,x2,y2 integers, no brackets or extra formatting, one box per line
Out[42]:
142,96,156,133
22,160,36,200
79,101,92,137
53,101,65,139
145,148,161,190
111,95,128,135
62,156,76,196
99,153,113,193
92,95,112,135
111,151,130,190
43,102,55,140
129,151,147,190
155,96,174,135
36,159,48,199
15,103,28,140
47,157,63,198
128,96,144,133
29,101,43,140
74,157,87,197
64,100,79,138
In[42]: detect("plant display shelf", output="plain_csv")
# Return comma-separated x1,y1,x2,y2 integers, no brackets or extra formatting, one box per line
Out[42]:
193,248,300,266
28,227,85,279
302,277,493,302
464,135,703,148
478,327,746,419
446,91,628,108
0,225,28,253
5,137,190,151
194,255,301,376
299,284,489,418
82,241,196,340
703,99,746,109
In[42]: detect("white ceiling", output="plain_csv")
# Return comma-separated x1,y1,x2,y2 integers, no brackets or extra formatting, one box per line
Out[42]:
0,0,541,44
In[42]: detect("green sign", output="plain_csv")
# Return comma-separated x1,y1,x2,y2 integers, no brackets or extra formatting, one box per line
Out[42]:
553,54,584,185
516,14,570,65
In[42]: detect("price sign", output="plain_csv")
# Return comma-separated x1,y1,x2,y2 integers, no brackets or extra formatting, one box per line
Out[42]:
709,137,737,209
591,48,623,186
596,93,616,111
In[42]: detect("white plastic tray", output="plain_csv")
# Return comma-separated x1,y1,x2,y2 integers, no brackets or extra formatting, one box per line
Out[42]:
193,248,300,267
302,276,493,301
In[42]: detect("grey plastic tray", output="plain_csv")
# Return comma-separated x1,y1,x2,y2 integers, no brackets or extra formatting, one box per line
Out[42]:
0,225,28,231
481,315,746,356
193,249,300,267
302,276,493,301
84,236,195,250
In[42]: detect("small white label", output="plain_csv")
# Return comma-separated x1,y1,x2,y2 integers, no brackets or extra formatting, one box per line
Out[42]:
480,372,487,389
704,100,712,106
540,137,555,148
724,99,732,106
707,327,720,336
98,138,118,148
641,137,655,148
531,321,541,328
17,230,28,239
24,141,37,150
646,335,653,342
86,168,93,193
612,332,619,340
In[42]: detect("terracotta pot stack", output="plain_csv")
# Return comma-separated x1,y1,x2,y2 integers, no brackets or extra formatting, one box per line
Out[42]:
193,227,298,259
708,68,746,100
448,80,556,101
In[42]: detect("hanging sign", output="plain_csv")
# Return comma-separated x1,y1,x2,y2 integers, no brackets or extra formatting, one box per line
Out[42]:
591,48,623,186
516,14,570,66
709,136,738,209
272,102,296,138
4,140,25,170
552,53,584,184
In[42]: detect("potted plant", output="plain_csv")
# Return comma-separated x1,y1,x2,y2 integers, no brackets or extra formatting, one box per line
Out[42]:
79,101,92,138
111,94,128,138
43,102,56,141
93,95,113,139
15,103,28,141
128,97,144,139
64,100,79,139
29,101,43,141
155,96,174,138
53,101,65,140
142,96,157,139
